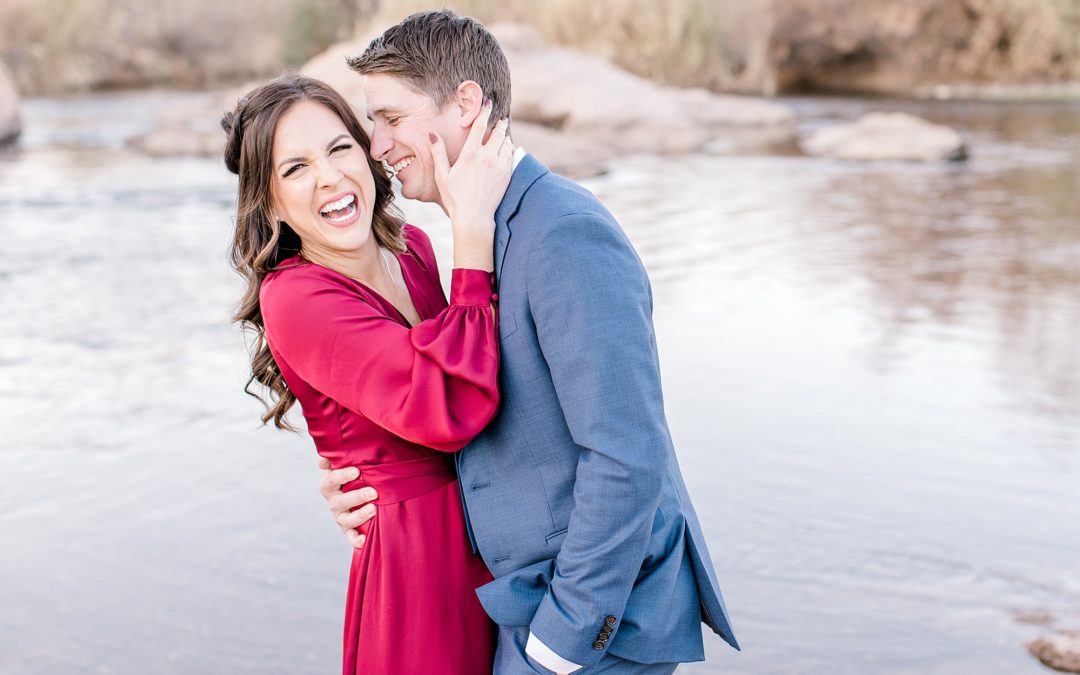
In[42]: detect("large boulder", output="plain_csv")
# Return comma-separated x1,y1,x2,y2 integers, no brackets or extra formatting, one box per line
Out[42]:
0,62,22,146
492,23,795,156
800,111,967,161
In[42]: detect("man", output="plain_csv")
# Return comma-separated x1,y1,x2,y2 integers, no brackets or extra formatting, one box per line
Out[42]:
321,9,738,673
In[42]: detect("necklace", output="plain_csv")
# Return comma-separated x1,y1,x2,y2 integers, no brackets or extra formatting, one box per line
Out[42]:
378,246,401,307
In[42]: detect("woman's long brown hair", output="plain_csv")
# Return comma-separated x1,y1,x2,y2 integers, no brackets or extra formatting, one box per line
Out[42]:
222,73,403,430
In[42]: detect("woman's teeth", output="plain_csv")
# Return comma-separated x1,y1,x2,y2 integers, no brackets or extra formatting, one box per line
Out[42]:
320,194,357,222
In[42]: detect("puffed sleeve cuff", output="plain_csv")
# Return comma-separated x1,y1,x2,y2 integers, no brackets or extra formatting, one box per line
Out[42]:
450,268,497,307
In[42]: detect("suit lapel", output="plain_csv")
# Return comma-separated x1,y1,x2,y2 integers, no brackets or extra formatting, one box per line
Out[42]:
494,153,549,281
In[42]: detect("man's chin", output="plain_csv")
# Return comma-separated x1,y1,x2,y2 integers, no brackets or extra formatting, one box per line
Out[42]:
400,183,436,204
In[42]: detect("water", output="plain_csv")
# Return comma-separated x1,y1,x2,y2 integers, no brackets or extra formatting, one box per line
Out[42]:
0,90,1077,674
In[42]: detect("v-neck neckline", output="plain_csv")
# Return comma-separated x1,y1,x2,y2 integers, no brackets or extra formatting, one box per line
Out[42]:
378,248,422,328
287,248,424,328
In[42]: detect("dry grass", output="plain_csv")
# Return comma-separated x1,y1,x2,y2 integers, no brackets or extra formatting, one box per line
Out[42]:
0,0,362,94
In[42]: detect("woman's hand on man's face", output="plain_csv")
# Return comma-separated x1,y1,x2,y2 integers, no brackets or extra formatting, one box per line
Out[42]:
317,456,377,549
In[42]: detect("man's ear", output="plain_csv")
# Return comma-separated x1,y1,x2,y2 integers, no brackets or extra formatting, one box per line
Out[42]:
452,80,484,129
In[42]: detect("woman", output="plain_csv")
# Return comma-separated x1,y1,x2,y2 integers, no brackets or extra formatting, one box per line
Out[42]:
222,74,513,674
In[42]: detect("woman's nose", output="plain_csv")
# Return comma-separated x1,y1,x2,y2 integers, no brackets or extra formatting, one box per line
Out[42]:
315,156,344,187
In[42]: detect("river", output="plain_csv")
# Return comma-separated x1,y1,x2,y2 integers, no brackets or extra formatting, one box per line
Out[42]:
0,90,1077,674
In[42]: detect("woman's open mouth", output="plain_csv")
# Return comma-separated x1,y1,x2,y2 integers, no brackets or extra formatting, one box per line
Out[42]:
319,193,360,226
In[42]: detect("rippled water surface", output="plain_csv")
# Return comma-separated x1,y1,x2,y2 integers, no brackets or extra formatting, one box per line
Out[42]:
1,90,1078,674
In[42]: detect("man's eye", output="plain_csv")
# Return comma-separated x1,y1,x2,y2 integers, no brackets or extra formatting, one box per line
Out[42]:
387,117,400,126
282,164,304,178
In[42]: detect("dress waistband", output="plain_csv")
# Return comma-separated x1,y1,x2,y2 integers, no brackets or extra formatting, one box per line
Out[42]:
347,453,457,505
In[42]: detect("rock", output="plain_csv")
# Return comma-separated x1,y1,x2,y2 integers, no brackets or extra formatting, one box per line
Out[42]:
510,121,612,180
1028,631,1080,673
1014,608,1057,627
492,23,795,157
127,92,230,158
0,61,22,146
800,112,967,161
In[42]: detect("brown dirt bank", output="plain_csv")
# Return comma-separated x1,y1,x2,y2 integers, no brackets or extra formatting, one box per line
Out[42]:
769,0,1080,96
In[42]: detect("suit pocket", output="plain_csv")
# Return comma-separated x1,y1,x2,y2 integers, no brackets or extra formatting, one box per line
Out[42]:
545,527,568,550
475,557,555,627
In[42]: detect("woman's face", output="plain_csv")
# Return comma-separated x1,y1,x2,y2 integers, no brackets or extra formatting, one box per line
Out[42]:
270,100,378,258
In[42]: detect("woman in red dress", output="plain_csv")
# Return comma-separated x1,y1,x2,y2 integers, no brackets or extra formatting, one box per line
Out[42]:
221,74,513,674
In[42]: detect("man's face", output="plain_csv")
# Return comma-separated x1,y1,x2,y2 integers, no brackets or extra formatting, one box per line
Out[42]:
362,74,465,207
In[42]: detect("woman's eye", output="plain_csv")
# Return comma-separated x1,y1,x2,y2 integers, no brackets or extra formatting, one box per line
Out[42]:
282,164,304,178
331,144,352,153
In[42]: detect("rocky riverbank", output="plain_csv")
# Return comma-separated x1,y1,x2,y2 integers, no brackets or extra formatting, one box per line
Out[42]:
128,22,979,172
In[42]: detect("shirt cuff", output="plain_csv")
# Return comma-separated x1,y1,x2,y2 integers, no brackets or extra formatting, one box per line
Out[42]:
525,632,583,673
449,268,496,307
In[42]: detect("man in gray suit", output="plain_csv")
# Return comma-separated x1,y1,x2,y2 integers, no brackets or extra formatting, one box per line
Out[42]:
320,9,738,673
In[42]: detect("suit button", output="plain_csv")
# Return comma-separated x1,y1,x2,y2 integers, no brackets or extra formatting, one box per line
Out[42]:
598,633,609,642
593,641,605,650
600,626,612,636
605,615,617,626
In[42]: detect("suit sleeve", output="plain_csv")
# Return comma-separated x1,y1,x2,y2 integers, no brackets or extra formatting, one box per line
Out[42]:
260,267,499,451
525,213,667,666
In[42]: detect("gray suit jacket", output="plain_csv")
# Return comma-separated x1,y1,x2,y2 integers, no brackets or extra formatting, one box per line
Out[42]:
457,154,738,667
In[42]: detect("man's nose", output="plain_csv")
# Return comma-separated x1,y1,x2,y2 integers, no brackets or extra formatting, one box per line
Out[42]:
369,128,391,161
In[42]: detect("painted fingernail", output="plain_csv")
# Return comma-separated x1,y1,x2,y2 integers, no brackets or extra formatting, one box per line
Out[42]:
484,98,493,108
429,132,438,143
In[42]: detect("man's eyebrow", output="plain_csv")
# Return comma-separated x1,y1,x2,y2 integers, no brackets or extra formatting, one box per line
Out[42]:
367,106,401,120
276,134,351,170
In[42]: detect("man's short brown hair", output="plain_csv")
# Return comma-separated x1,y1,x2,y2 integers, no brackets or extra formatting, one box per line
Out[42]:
347,9,512,123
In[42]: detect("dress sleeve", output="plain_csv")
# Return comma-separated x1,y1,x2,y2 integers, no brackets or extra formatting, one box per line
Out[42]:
261,267,499,451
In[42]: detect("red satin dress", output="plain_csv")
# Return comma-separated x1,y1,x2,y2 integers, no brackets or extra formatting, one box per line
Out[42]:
259,225,498,674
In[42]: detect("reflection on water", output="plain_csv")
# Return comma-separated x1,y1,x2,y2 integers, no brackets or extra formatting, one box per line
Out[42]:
0,91,1077,674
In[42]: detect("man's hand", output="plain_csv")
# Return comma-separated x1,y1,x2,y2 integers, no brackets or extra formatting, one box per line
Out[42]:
317,456,377,549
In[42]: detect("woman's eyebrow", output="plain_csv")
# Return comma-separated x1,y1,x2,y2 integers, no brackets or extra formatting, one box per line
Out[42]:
277,134,351,169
